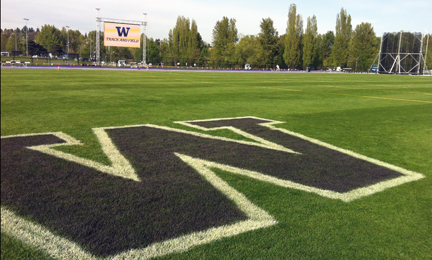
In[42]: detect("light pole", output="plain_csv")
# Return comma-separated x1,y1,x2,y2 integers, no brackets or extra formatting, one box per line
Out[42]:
23,18,29,57
143,13,147,65
65,26,70,59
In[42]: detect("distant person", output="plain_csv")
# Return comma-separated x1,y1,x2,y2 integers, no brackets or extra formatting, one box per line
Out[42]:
276,64,280,71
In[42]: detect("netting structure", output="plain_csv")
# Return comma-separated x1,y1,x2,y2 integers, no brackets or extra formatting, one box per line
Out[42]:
378,32,424,75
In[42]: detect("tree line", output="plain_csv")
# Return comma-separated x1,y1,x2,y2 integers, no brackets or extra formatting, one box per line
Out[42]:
1,4,431,71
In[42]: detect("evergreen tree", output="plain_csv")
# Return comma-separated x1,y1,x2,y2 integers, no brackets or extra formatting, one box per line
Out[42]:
258,18,279,67
348,22,378,71
146,37,161,64
284,4,303,69
320,31,335,68
27,41,48,56
331,8,352,67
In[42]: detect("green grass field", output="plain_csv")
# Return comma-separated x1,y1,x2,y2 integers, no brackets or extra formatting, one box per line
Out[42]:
1,68,431,259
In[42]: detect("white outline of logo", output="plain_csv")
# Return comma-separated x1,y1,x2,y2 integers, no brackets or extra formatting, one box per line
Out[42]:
1,116,425,259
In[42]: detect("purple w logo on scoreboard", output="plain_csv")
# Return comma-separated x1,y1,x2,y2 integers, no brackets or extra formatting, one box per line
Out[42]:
116,26,130,37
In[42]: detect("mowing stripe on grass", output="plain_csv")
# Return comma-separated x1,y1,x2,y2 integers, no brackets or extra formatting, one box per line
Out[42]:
254,86,432,103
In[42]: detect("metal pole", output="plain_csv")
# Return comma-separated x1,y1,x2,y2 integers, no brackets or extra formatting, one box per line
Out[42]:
143,13,147,65
377,33,384,73
96,8,100,65
66,26,69,58
424,33,429,73
24,18,29,57
417,33,424,75
397,31,403,74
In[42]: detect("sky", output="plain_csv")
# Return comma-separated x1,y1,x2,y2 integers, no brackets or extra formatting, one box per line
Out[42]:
2,0,431,43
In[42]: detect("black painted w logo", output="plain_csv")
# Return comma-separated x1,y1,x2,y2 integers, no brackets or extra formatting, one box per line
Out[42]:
116,27,130,37
0,117,425,259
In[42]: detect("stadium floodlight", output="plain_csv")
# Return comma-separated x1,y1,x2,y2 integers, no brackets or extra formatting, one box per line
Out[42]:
143,13,147,65
23,18,29,57
66,26,69,58
96,8,101,65
378,31,424,75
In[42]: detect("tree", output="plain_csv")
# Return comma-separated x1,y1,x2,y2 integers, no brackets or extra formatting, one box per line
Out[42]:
2,29,15,38
52,44,64,57
348,22,378,71
1,32,8,51
168,16,203,64
235,35,260,66
187,20,202,61
212,16,238,66
6,33,22,54
318,31,335,69
424,34,432,72
331,8,352,67
131,36,161,64
36,25,62,53
158,38,171,64
258,18,279,68
302,15,318,69
59,28,82,54
284,4,303,69
79,31,107,60
28,40,48,56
